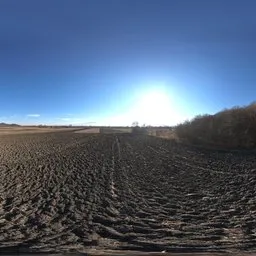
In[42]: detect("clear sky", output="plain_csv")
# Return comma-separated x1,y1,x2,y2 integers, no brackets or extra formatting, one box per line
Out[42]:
0,0,256,126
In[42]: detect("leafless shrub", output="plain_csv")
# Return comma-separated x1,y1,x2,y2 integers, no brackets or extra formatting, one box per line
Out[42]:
175,102,256,148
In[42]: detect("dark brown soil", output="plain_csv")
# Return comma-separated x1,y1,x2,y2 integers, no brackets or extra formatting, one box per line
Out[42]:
0,132,256,254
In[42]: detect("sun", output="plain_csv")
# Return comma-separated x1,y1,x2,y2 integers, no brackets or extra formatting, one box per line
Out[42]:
133,90,174,126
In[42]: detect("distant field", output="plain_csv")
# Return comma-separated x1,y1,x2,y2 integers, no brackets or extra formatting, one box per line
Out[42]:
75,128,100,133
112,127,132,133
0,126,176,137
0,126,132,136
147,127,177,139
0,127,179,146
74,127,131,134
100,127,132,133
0,127,78,135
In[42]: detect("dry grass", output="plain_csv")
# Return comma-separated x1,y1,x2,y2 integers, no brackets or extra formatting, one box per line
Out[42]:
74,128,100,133
147,128,178,140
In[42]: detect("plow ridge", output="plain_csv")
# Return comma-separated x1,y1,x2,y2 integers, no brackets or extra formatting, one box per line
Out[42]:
0,132,256,253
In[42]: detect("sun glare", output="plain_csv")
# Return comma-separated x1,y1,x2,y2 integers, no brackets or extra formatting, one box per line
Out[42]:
133,90,174,126
102,89,185,126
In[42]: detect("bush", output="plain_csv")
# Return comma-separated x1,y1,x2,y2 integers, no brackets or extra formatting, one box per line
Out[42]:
175,102,256,149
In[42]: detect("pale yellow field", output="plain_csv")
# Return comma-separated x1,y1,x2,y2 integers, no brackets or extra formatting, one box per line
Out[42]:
147,128,177,139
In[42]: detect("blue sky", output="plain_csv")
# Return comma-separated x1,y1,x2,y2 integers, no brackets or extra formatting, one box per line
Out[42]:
0,0,256,126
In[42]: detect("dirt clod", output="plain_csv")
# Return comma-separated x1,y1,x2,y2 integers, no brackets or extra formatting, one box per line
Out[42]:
0,132,256,253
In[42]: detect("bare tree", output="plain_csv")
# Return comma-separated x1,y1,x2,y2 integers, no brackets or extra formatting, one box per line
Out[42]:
132,121,139,127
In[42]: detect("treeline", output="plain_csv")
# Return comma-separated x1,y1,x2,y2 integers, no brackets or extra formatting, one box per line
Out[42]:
175,102,256,148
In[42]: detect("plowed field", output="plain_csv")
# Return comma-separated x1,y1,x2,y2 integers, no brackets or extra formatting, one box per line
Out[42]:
0,132,256,254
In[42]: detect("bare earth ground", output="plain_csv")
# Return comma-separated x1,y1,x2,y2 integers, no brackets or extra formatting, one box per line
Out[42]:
0,131,256,255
